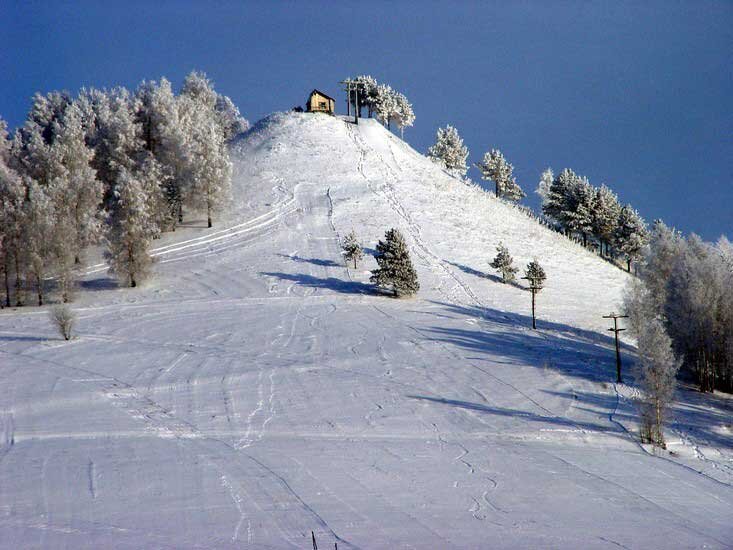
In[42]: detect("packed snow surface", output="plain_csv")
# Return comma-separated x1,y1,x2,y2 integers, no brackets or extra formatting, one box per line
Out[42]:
1,113,731,548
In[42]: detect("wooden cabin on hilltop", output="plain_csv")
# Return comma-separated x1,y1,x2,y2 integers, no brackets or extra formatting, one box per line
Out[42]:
306,89,335,114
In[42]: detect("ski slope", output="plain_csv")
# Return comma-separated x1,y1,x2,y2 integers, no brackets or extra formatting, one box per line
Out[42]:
0,112,731,549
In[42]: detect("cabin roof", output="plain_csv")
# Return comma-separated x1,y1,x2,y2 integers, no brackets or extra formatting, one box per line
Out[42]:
309,89,336,102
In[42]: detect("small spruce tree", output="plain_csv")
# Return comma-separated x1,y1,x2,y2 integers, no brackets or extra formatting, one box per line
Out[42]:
342,230,364,268
370,228,419,297
524,260,547,289
490,243,518,283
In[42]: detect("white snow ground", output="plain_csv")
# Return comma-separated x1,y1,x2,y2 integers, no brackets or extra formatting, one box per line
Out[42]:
0,112,731,549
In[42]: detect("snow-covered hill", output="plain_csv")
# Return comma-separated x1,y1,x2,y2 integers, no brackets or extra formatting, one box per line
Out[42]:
0,112,731,549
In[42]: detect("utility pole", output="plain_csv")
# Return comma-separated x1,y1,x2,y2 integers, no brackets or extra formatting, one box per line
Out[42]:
521,276,541,329
346,81,350,117
603,313,628,383
353,86,359,125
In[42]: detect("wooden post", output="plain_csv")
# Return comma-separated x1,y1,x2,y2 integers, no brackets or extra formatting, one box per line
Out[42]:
603,313,628,383
354,87,359,125
522,276,540,330
312,530,318,550
530,288,536,329
346,81,351,117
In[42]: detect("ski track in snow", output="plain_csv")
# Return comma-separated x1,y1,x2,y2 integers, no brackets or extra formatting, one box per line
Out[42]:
0,114,731,549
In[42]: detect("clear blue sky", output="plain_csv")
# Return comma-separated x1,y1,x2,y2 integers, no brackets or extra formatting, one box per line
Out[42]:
2,1,731,240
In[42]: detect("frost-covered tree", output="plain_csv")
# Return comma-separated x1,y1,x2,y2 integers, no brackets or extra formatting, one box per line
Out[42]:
343,75,378,117
524,260,546,290
105,166,159,287
179,71,233,228
50,303,75,340
47,102,104,263
9,98,102,301
536,167,554,206
591,184,621,257
373,84,398,129
523,259,546,330
565,176,595,247
84,88,141,203
134,78,187,228
215,94,249,141
342,230,363,268
542,168,578,231
13,92,73,160
476,149,524,201
490,242,518,283
427,125,468,177
635,317,680,448
637,220,684,314
22,178,56,305
370,228,419,297
614,205,648,271
664,235,725,393
0,120,26,307
391,91,415,138
623,223,733,393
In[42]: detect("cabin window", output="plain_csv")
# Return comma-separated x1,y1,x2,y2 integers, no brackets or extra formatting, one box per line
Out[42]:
319,101,326,110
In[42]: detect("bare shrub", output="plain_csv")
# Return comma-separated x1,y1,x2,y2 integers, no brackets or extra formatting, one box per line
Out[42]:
50,304,75,340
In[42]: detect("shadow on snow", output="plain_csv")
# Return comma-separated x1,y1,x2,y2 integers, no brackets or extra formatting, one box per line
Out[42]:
260,272,375,295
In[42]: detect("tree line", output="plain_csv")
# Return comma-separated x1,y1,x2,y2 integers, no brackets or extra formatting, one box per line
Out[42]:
0,71,246,305
625,222,733,395
425,125,650,272
341,75,415,136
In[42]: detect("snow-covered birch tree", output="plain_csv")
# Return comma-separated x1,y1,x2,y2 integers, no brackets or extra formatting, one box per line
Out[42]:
635,317,680,448
179,71,233,228
105,166,159,288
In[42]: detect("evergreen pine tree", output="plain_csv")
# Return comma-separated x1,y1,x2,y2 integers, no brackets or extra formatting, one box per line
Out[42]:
476,149,525,201
427,125,468,177
591,184,621,256
342,230,363,269
543,168,578,231
565,176,595,247
490,243,518,283
370,228,419,297
524,260,547,290
614,205,648,271
343,75,378,117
